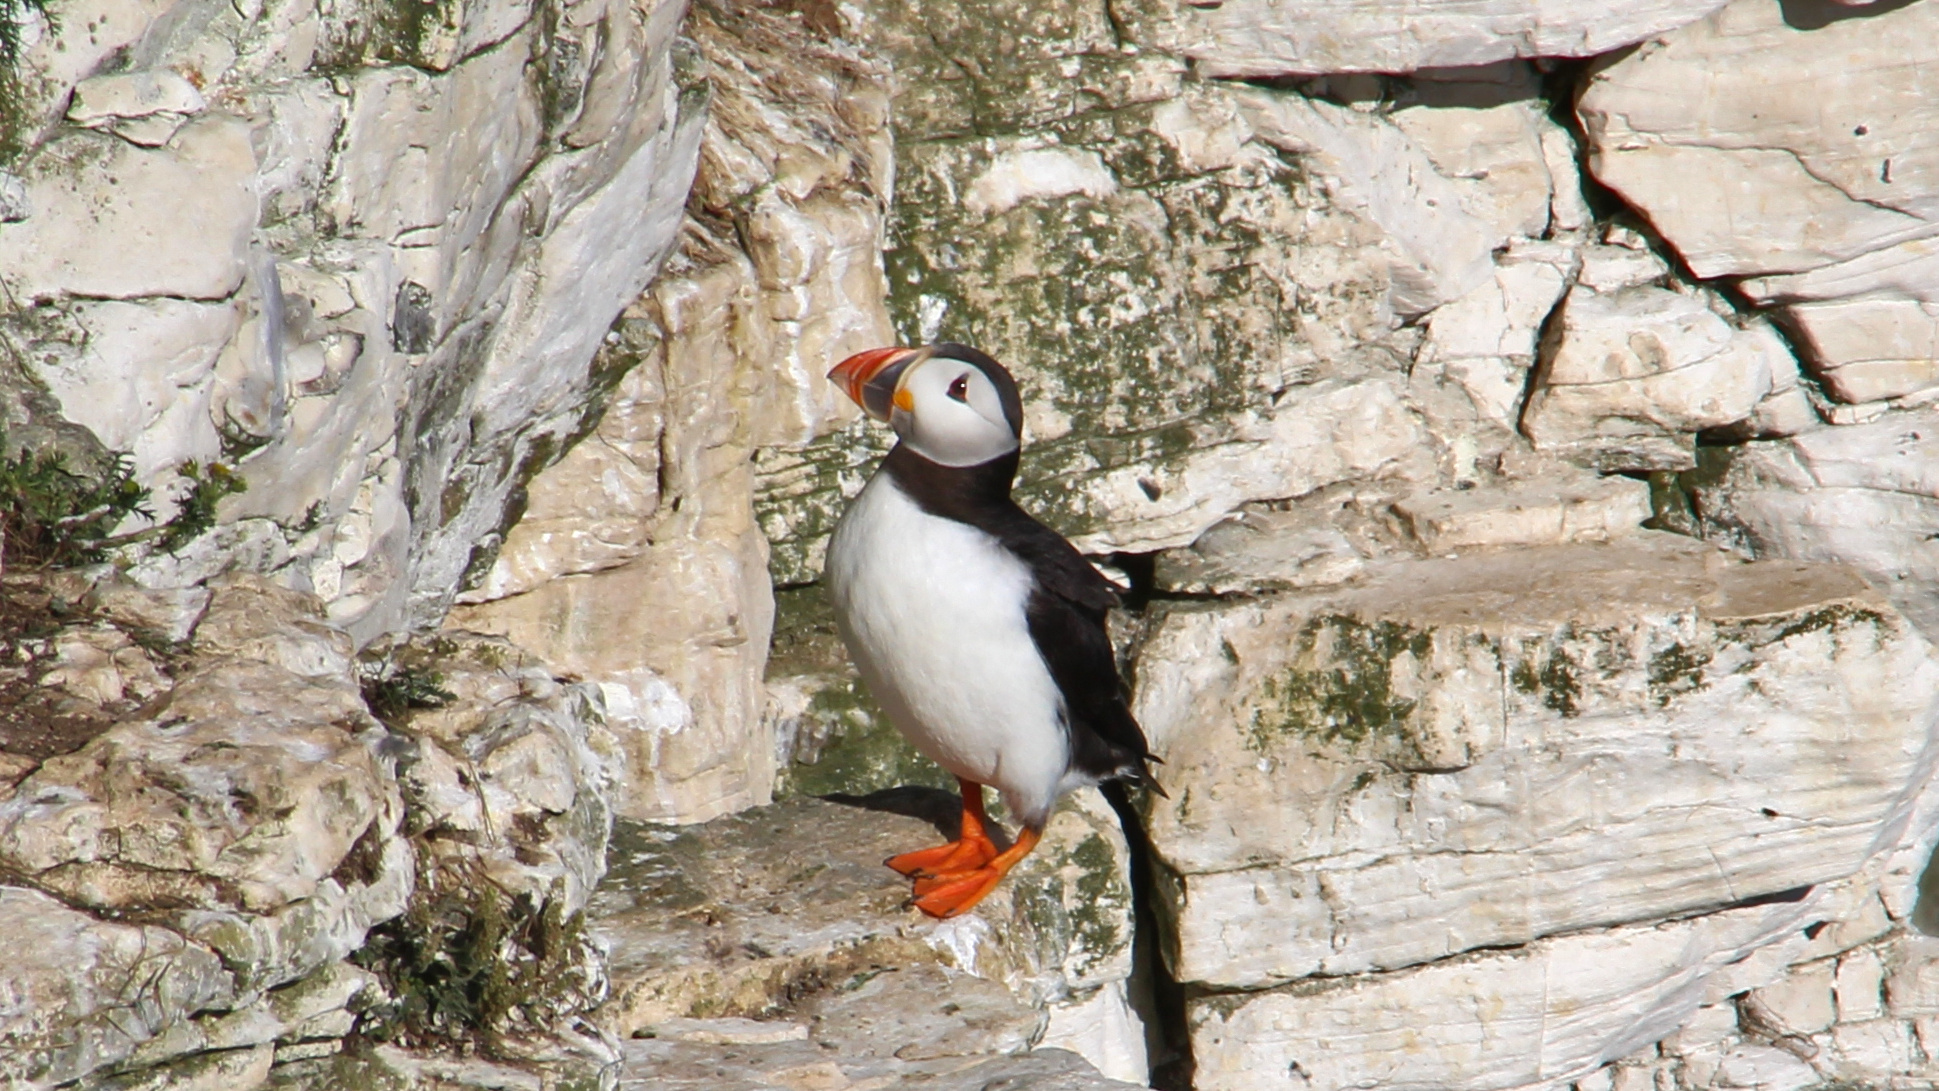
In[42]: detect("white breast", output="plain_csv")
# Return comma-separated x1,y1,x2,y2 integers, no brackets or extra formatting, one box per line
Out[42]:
824,473,1070,826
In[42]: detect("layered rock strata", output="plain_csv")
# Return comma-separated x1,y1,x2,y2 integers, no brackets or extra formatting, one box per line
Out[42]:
0,572,619,1090
1132,534,1939,1089
590,793,1146,1083
447,0,894,823
1579,0,1939,409
0,574,411,1088
0,0,702,645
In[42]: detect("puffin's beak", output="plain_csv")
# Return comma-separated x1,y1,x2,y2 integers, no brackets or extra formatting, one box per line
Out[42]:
829,346,921,422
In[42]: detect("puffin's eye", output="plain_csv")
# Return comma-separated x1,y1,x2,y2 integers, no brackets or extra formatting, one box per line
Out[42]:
947,374,970,403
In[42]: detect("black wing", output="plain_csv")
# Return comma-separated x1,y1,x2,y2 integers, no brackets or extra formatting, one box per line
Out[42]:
989,508,1163,791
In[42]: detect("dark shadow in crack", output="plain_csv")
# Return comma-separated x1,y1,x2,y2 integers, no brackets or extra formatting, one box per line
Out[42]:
1779,0,1922,30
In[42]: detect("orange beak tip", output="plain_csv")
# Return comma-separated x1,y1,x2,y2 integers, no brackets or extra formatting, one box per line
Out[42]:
829,346,920,419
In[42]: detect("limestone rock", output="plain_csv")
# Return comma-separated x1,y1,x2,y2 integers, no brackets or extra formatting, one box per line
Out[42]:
265,1041,612,1091
0,120,258,301
1744,241,1939,403
1133,534,1939,994
838,0,1183,140
620,1033,1144,1091
1786,296,1939,404
0,886,235,1089
1191,897,1824,1091
1153,505,1370,597
24,299,236,505
0,0,702,650
1521,286,1790,470
757,34,1596,581
377,631,616,916
1417,240,1576,428
1114,0,1731,76
1393,472,1650,553
66,70,208,126
1580,0,1939,282
1672,408,1939,637
0,0,194,165
0,577,397,920
1233,86,1497,317
758,59,1424,579
449,1,894,824
1579,0,1939,405
589,793,1141,1082
120,961,379,1080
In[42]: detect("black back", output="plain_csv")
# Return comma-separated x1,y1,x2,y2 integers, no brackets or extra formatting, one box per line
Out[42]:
882,442,1163,793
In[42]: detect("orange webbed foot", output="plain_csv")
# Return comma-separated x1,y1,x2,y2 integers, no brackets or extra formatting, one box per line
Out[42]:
909,867,1006,918
905,825,1042,920
885,778,1000,878
886,834,997,878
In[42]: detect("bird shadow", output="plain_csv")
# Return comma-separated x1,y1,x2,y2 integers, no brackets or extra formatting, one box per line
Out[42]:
819,785,1016,851
1777,0,1920,28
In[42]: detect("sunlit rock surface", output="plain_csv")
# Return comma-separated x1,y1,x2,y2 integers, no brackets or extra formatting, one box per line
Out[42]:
1579,0,1939,407
0,571,625,1089
0,0,702,644
589,793,1145,1083
1111,0,1731,76
447,0,893,824
1133,533,1939,1086
0,575,410,1089
1672,409,1939,640
10,0,1939,1086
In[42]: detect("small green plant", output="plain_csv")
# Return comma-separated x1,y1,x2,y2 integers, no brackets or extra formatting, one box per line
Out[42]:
0,442,152,567
352,860,591,1052
0,0,49,67
0,433,251,568
359,662,455,724
153,460,247,553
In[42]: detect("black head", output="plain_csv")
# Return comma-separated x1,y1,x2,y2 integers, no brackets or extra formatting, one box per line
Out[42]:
828,343,1024,466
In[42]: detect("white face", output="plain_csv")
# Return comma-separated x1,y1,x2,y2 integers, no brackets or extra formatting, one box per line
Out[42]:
891,356,1019,467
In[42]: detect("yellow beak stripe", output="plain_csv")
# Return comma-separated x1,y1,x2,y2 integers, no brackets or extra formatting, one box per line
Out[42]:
893,388,916,412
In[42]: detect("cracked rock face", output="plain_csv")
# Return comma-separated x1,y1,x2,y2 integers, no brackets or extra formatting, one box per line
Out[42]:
1521,284,1789,471
1579,0,1939,407
1672,408,1939,640
0,0,702,647
0,571,628,1090
13,0,1939,1087
754,0,1614,588
590,793,1144,1082
1133,534,1939,1087
1111,0,1732,76
0,574,412,1090
446,0,894,825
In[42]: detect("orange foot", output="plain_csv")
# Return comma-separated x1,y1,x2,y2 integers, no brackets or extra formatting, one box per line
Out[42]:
886,778,999,878
908,825,1042,919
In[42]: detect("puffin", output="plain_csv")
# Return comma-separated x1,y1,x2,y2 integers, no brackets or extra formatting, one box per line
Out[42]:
822,343,1162,919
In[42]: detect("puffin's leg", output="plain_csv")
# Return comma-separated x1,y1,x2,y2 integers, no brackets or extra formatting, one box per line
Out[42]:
908,823,1044,919
885,778,1000,878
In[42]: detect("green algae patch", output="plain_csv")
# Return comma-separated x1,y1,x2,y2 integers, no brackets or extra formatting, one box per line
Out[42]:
1066,830,1131,972
1647,642,1709,707
777,677,954,799
1246,615,1434,756
1538,645,1583,718
1718,601,1894,656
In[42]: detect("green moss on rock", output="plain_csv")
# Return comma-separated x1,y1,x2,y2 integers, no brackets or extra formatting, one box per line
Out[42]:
1245,615,1434,755
1647,642,1709,707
